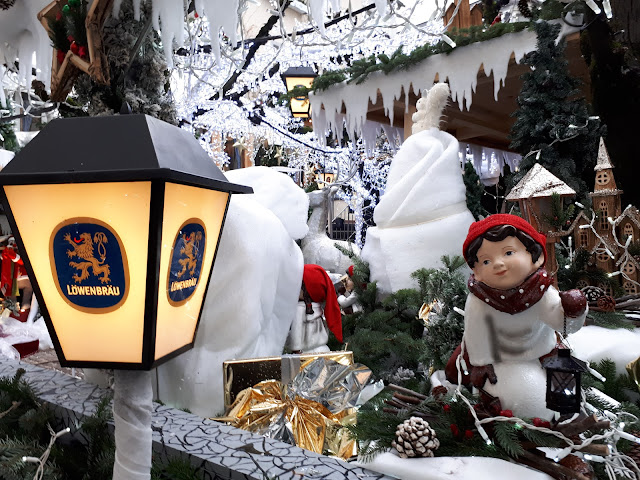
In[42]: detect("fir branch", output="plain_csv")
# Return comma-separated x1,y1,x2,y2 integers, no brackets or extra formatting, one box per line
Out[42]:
492,421,525,458
47,17,71,52
587,310,634,330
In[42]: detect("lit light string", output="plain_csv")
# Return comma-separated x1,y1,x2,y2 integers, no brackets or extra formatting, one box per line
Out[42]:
22,425,71,480
450,315,640,479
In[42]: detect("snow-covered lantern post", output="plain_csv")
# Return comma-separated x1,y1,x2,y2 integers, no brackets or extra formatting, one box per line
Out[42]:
505,164,576,285
0,114,252,479
542,348,588,414
281,66,317,118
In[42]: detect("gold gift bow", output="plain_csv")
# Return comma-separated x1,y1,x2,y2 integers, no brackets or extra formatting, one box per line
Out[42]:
219,379,355,458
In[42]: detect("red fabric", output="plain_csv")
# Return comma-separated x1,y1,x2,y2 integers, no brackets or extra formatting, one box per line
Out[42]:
303,264,343,343
463,214,547,263
1,246,23,297
347,265,354,277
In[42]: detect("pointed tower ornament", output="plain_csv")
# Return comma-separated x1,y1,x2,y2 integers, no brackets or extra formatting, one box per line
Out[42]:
595,137,614,172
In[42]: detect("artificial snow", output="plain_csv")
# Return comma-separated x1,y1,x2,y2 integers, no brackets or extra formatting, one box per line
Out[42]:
357,451,553,480
568,325,640,376
361,127,475,293
310,25,541,151
152,168,307,417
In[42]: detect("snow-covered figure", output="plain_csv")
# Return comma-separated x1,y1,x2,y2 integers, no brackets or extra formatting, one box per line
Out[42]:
152,167,308,417
286,264,343,353
361,83,475,294
302,187,358,274
458,214,587,419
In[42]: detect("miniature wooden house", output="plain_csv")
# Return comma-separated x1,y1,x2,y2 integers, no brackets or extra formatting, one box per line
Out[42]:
505,164,576,282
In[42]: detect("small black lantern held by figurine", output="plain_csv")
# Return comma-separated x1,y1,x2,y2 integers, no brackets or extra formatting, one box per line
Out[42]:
542,347,589,414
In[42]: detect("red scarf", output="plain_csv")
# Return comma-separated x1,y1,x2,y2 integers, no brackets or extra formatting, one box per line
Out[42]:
468,268,552,315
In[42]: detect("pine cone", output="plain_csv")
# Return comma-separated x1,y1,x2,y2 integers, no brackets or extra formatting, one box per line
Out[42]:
597,295,616,312
559,454,594,478
431,385,448,399
581,285,605,303
392,417,440,458
517,0,532,18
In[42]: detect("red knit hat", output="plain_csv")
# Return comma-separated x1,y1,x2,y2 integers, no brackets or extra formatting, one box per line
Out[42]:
463,214,547,263
303,264,343,343
346,265,354,277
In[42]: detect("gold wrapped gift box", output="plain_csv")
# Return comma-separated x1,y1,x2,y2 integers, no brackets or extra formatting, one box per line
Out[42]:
222,351,354,411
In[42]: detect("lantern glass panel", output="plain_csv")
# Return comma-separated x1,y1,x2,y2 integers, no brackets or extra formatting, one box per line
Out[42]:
3,182,152,363
155,183,229,360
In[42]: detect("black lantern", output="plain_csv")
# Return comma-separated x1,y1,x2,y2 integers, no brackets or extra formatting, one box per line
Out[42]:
281,66,317,118
542,348,589,414
0,114,252,370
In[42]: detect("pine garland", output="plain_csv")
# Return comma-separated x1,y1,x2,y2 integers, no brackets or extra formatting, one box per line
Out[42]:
312,22,531,93
0,102,19,153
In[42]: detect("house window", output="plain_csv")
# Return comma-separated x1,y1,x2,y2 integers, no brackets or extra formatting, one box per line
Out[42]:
623,281,637,295
623,262,636,276
596,252,609,263
576,279,589,289
596,171,610,186
624,222,634,240
579,230,588,247
598,283,613,296
599,201,609,230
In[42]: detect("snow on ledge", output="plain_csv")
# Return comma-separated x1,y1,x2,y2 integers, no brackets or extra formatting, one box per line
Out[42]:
310,22,577,149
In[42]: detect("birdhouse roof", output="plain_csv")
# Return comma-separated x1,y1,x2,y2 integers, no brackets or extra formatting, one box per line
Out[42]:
594,137,614,171
590,235,619,257
505,163,576,201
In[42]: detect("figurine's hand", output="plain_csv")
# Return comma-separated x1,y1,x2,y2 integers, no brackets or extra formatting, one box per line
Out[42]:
559,289,587,318
470,364,497,389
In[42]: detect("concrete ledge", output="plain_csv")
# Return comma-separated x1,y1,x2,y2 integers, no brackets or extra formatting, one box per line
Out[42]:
0,359,394,480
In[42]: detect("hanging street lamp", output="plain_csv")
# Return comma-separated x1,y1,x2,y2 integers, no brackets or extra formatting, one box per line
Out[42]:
281,66,317,119
542,347,589,415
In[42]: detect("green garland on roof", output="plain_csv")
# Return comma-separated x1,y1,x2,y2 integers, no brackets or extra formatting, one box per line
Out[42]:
312,22,531,93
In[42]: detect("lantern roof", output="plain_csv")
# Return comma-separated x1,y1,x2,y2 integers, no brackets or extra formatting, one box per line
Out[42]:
542,348,589,372
505,163,575,201
0,115,252,193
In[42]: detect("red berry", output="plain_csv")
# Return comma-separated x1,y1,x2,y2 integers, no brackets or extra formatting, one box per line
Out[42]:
532,417,551,428
56,12,62,21
443,404,451,412
78,46,87,58
464,429,474,440
70,42,79,55
67,35,74,43
194,11,199,18
450,424,459,437
499,409,513,417
56,50,66,64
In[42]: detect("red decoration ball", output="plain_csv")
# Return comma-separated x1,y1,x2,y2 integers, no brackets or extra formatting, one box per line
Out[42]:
464,430,474,440
78,46,87,58
70,42,79,55
194,11,199,17
56,12,63,21
450,424,459,437
499,409,513,417
443,404,451,412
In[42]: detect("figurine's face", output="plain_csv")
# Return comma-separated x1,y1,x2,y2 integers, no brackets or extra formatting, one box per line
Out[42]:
473,236,544,290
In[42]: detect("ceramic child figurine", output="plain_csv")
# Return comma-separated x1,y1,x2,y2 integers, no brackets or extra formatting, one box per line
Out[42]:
458,214,588,419
338,265,362,314
286,264,343,353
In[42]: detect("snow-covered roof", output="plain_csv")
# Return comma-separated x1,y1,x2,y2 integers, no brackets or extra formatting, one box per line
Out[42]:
594,137,614,171
614,205,640,230
505,163,576,201
310,20,579,151
590,235,619,257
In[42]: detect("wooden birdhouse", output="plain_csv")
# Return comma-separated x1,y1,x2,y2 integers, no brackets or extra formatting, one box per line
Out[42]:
505,164,576,283
38,0,113,101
